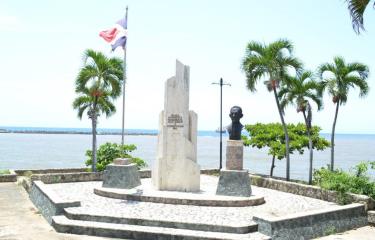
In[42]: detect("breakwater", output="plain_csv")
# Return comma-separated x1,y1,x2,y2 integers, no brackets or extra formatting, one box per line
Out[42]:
0,129,157,136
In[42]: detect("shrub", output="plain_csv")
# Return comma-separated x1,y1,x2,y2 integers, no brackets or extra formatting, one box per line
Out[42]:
85,142,147,172
242,123,329,177
0,169,10,175
23,170,33,178
313,161,375,204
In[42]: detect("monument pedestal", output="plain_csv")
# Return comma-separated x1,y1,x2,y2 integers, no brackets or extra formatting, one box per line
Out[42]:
102,160,141,189
216,140,252,197
152,60,200,192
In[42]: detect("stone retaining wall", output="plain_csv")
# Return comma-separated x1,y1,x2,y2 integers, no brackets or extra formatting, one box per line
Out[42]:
369,211,375,224
200,168,220,175
31,172,103,184
19,176,32,193
30,169,219,184
15,168,88,175
29,169,152,184
139,169,151,178
253,203,367,240
133,169,220,177
13,168,217,184
29,181,80,223
249,174,375,210
0,170,17,182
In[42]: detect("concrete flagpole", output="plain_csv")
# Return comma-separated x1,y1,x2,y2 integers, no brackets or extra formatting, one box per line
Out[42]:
121,6,128,145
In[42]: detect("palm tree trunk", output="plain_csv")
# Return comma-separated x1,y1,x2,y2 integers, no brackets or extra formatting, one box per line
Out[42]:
91,114,97,172
273,87,290,181
331,102,340,171
270,155,276,177
302,111,313,185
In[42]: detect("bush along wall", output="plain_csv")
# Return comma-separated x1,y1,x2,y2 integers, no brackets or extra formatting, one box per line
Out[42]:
85,142,146,171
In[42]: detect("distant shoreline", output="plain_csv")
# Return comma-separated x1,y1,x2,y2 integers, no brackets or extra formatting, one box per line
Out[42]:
0,130,157,136
0,127,224,137
0,128,374,137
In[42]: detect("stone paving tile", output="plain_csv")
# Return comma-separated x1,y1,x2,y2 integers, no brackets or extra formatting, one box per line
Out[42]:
46,175,338,227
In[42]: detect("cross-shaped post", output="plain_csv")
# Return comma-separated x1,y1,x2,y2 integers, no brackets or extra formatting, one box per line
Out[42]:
212,78,231,169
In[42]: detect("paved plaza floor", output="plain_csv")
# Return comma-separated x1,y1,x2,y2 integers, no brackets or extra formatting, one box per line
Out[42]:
46,175,337,229
1,178,374,240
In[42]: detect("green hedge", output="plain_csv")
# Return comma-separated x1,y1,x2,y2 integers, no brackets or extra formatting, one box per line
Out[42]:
313,161,375,204
0,169,10,175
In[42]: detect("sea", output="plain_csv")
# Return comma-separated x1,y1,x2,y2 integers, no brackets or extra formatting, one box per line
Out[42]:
0,127,374,181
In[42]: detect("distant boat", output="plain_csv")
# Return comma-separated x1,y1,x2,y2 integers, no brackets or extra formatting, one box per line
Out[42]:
215,127,226,133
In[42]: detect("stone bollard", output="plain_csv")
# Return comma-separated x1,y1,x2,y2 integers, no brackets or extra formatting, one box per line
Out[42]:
102,158,141,189
113,158,132,165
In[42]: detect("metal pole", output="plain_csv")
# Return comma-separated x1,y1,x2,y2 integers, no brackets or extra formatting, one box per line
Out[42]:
121,6,128,145
219,78,223,169
212,78,231,170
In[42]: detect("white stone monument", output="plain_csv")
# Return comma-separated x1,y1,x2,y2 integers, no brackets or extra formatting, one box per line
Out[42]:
152,60,200,192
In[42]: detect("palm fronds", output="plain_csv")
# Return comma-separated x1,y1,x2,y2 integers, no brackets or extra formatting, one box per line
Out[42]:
318,56,369,105
346,0,372,34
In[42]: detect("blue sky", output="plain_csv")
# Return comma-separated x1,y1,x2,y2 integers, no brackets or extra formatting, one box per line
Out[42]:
0,0,374,133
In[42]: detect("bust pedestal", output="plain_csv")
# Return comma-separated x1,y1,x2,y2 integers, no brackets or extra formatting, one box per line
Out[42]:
226,140,243,170
216,140,252,197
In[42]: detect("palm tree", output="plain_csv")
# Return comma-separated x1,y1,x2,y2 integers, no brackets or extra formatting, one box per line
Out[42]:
318,56,369,171
73,49,123,172
279,71,323,184
346,0,374,34
241,39,302,181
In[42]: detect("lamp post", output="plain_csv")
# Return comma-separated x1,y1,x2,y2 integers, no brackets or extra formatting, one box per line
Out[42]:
212,78,231,169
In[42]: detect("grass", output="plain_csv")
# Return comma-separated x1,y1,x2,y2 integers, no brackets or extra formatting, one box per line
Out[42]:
324,226,337,235
0,169,11,175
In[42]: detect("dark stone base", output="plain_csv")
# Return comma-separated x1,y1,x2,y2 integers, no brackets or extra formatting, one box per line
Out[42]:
103,164,141,189
29,181,80,224
216,170,252,197
254,203,367,240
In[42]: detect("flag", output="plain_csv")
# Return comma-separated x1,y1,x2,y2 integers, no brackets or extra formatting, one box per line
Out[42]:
99,17,127,51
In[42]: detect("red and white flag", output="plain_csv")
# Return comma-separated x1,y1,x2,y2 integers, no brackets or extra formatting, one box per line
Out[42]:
99,17,127,51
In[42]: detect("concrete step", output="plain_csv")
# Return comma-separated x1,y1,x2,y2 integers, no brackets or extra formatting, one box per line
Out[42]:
64,208,258,234
52,215,271,240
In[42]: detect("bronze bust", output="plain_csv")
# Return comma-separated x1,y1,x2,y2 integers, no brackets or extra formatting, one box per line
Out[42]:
226,106,243,140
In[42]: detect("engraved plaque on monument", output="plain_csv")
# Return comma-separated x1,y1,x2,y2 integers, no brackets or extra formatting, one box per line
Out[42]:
152,60,200,192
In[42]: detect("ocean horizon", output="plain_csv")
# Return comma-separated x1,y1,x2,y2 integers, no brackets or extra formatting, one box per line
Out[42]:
1,126,374,181
1,126,375,137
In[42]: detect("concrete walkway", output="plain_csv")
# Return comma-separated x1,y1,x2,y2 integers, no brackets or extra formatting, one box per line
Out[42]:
315,226,375,240
0,182,117,240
